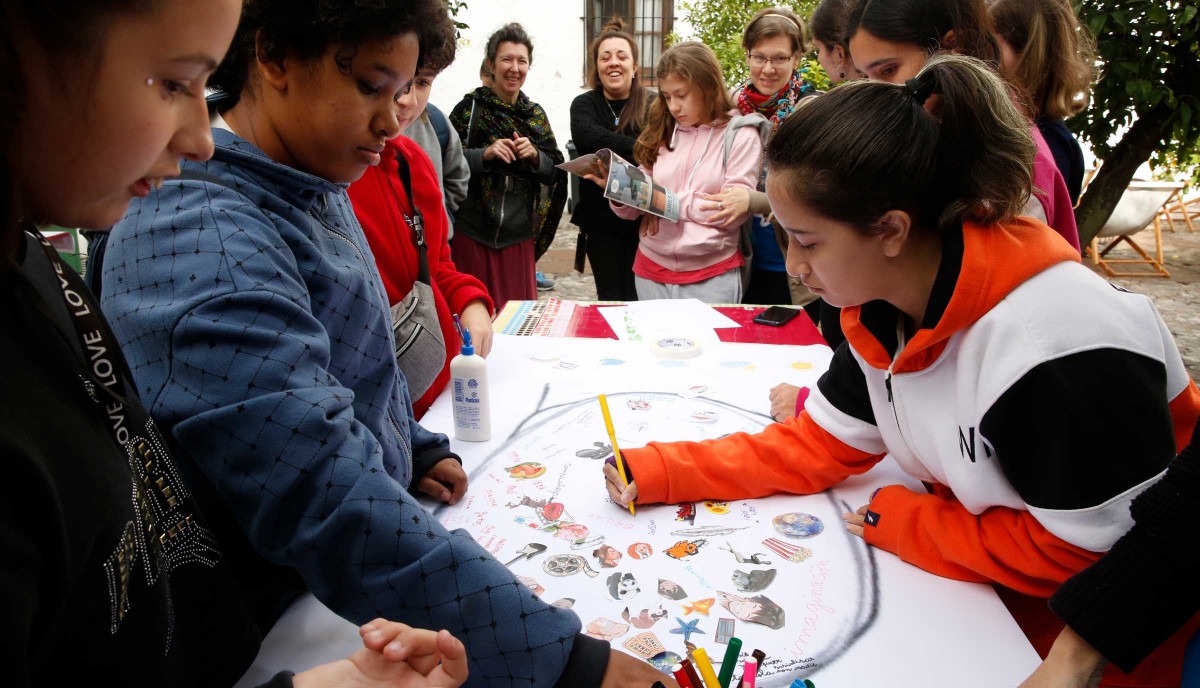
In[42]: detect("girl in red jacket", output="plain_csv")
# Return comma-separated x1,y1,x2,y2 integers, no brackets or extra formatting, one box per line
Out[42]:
349,21,495,420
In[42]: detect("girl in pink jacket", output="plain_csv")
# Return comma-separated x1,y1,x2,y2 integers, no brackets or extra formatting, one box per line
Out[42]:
609,42,768,303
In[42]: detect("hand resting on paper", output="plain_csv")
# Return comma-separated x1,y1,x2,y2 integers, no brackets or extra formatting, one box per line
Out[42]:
292,619,469,688
603,458,638,507
769,382,805,422
843,504,870,538
1017,625,1106,688
416,459,469,505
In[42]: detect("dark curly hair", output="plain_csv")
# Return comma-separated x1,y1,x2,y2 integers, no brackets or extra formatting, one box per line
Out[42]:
210,0,453,98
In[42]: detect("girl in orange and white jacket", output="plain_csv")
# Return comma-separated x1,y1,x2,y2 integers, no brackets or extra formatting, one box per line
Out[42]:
608,41,769,304
603,55,1200,688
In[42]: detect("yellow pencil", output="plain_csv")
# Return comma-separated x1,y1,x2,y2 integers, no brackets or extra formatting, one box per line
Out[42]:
598,394,635,515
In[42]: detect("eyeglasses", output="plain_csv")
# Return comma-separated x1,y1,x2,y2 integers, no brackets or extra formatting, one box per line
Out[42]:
748,54,795,69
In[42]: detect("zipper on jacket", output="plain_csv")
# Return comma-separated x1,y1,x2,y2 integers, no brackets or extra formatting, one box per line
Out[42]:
388,408,414,482
495,176,509,246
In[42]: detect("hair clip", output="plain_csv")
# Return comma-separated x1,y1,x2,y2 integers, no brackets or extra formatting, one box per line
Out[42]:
904,76,934,106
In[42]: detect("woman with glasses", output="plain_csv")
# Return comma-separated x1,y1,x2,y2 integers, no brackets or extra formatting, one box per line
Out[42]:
701,7,817,308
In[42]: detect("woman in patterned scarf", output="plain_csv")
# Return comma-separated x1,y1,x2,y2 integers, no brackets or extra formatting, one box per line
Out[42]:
702,7,818,308
449,23,567,309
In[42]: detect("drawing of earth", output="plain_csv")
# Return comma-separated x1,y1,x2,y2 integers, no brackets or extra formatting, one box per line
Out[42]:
772,512,825,538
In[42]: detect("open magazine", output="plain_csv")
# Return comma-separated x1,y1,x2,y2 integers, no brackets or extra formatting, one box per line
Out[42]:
557,149,680,222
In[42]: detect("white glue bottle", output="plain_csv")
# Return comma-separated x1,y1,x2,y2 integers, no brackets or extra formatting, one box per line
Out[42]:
450,324,490,441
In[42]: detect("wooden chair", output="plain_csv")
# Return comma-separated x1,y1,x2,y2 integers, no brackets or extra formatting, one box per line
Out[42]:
1090,181,1185,278
1159,188,1198,233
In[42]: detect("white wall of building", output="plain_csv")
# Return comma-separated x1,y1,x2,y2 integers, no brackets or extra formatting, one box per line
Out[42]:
430,2,690,158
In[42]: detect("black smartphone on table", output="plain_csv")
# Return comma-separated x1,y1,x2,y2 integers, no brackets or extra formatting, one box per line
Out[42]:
752,305,800,327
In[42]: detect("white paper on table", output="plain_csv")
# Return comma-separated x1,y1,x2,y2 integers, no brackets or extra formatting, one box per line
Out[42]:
237,335,1038,688
597,299,739,344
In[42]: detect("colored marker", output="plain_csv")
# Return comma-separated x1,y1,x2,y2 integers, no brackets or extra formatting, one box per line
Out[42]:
734,649,765,688
693,647,721,688
680,658,704,688
789,680,815,688
598,394,635,515
717,637,743,688
451,313,467,345
742,658,758,688
671,664,695,688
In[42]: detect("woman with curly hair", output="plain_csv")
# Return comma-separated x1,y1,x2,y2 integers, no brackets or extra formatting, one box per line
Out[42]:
93,1,656,685
449,23,568,309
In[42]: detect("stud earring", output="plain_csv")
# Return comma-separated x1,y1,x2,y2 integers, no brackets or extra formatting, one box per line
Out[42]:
146,78,155,87
838,71,846,79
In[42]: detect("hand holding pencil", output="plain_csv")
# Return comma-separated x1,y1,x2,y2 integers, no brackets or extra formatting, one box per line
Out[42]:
598,395,636,514
603,457,639,508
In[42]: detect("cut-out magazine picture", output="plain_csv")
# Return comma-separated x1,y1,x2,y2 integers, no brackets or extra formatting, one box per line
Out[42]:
436,389,879,686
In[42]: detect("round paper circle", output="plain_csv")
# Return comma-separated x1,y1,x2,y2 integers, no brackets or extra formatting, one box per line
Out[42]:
772,511,824,538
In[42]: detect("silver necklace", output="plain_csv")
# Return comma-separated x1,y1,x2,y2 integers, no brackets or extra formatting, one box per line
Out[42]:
603,97,620,127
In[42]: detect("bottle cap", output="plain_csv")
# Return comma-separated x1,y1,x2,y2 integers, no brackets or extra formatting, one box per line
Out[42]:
460,326,475,356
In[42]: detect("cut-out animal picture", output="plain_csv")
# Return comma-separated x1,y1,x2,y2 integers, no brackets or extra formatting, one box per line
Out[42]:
669,616,705,643
703,500,731,514
593,543,623,568
606,571,641,600
717,591,786,630
732,568,778,593
622,605,669,629
665,538,707,559
658,578,688,601
575,441,612,460
585,617,630,641
505,462,547,479
627,399,651,411
720,541,772,565
682,597,715,616
550,598,575,609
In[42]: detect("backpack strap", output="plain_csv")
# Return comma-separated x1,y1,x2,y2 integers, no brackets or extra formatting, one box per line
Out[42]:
426,102,452,159
722,113,772,170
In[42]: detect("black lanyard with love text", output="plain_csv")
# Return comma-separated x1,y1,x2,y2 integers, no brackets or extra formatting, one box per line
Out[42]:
31,230,149,449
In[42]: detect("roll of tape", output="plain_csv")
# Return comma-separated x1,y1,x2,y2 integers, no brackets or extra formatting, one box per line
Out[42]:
650,336,702,359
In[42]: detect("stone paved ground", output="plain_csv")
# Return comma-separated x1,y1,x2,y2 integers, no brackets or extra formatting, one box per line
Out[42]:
536,220,1200,380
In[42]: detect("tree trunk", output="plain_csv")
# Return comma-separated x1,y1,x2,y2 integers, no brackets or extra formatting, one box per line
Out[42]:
1075,102,1176,246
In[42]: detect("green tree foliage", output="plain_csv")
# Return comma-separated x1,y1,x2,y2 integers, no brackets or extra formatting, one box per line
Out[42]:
1073,0,1200,244
445,0,468,38
676,0,827,89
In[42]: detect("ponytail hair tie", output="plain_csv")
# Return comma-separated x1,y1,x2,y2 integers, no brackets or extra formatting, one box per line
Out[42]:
904,75,935,106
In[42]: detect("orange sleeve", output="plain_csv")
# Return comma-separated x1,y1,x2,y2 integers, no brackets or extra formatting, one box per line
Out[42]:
862,485,1102,597
622,411,884,505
